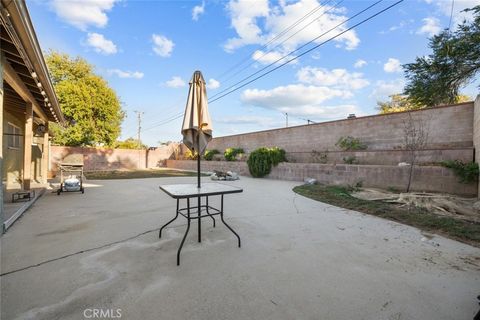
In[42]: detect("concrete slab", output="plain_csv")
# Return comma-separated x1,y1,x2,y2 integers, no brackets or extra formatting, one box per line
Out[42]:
3,188,46,231
1,176,479,320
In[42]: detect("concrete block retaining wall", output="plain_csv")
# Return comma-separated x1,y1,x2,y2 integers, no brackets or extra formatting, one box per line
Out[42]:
166,160,477,196
51,144,179,172
207,103,474,153
50,102,479,196
286,148,473,165
473,96,480,195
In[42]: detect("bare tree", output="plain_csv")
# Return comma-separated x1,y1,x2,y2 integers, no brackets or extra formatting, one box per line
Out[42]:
403,112,430,192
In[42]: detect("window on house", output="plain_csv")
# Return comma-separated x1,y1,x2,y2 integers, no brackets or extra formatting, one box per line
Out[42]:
7,123,21,149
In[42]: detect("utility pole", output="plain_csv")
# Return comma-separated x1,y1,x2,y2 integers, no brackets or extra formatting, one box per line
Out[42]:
134,110,144,169
285,112,288,128
134,110,144,149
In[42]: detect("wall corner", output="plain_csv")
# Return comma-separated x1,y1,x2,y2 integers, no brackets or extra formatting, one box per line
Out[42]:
473,95,480,198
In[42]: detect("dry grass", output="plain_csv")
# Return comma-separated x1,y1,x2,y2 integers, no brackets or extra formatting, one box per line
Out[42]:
84,169,205,180
293,184,480,247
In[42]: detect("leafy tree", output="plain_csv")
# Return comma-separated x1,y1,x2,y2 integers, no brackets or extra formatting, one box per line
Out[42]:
378,94,470,114
46,52,124,146
114,138,147,149
378,94,424,114
403,6,480,106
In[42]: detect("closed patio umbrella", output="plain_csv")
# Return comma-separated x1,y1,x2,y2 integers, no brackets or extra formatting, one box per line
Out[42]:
181,70,212,188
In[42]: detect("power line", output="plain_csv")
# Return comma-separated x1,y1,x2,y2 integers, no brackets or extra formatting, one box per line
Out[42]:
448,0,455,31
209,0,403,104
128,0,372,134
209,0,383,101
214,0,333,81
220,0,344,87
139,2,334,128
137,0,403,132
137,105,182,131
140,112,184,133
298,117,317,124
130,2,348,134
122,97,185,138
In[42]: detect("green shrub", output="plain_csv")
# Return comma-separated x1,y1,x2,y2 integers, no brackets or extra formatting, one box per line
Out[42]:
269,147,286,165
224,147,244,161
204,149,220,161
247,147,286,178
184,150,198,160
441,160,479,183
342,156,358,164
335,136,367,151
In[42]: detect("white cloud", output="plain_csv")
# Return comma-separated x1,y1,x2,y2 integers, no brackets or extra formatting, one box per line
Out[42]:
224,0,269,52
280,104,359,119
417,17,441,36
224,0,359,54
165,76,186,88
296,67,369,90
242,84,348,108
215,115,275,126
86,33,117,55
50,0,118,30
192,1,205,21
354,59,367,68
425,0,478,26
152,34,174,57
241,86,359,118
108,69,144,79
383,58,401,73
370,79,405,99
388,20,408,32
252,50,281,64
380,19,414,34
206,78,220,89
251,49,295,65
240,65,368,119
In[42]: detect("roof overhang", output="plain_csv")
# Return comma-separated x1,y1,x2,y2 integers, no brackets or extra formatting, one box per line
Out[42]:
1,0,65,124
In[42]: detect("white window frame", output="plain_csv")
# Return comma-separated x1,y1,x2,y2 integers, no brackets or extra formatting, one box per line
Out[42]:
7,122,22,150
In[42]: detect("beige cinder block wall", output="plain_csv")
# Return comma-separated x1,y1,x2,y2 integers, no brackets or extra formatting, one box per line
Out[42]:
0,53,4,230
473,95,480,197
208,103,474,153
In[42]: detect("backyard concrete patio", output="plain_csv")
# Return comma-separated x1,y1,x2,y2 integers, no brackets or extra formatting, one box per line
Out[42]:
1,176,479,320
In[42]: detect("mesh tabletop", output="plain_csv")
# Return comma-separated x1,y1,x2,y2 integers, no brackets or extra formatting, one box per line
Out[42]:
159,183,243,198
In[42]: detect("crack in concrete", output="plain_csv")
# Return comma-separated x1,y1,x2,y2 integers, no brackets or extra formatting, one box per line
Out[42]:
0,224,186,277
2,195,314,277
293,193,300,214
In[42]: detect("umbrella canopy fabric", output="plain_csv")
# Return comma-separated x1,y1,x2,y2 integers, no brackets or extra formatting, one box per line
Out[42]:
181,71,212,154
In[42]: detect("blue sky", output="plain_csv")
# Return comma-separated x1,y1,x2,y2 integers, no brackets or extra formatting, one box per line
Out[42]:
28,0,479,146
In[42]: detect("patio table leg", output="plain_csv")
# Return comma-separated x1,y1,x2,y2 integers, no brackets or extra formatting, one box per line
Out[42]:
220,195,241,248
159,199,180,238
198,196,201,243
206,196,215,227
177,198,191,266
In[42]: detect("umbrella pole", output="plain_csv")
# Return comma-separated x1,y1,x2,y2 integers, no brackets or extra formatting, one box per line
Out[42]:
197,151,201,188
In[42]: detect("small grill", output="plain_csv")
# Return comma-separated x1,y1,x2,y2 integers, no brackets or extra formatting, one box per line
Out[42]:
57,154,84,195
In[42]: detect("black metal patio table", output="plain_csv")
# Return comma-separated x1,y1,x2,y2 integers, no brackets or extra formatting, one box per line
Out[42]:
159,182,243,265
